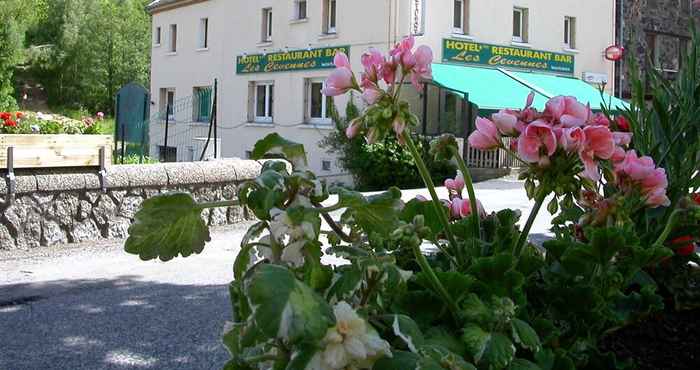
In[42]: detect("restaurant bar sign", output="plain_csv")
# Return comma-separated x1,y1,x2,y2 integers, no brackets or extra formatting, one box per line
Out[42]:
442,39,575,75
236,46,350,74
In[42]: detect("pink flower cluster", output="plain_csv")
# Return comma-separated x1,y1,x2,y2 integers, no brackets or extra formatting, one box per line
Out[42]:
444,173,486,219
614,150,670,208
323,36,433,142
468,94,669,208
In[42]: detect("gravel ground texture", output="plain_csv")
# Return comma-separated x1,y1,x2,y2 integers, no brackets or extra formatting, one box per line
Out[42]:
0,178,552,370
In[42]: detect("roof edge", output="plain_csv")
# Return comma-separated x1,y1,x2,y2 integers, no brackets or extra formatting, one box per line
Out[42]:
147,0,209,15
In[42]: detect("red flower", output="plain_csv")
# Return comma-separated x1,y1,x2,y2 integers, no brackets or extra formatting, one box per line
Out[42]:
0,112,10,121
616,116,630,132
4,119,17,127
15,112,24,119
692,193,700,206
669,236,696,256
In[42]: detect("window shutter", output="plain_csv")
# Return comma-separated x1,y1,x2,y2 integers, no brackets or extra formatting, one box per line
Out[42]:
247,83,254,122
303,79,310,122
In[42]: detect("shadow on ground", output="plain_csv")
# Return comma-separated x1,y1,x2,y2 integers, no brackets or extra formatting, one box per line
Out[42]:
0,276,231,370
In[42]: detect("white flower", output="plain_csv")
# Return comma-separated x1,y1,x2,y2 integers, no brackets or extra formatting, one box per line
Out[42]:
307,302,392,370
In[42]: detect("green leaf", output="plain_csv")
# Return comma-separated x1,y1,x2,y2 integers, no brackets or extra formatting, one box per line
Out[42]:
391,315,425,352
401,198,449,239
461,294,493,325
326,265,364,302
338,187,404,237
235,222,268,280
252,133,308,169
589,227,627,265
125,193,210,261
414,271,475,305
222,321,243,356
419,345,477,370
462,324,515,367
286,344,318,370
372,351,420,370
509,358,543,370
245,265,334,344
511,319,542,352
467,254,525,301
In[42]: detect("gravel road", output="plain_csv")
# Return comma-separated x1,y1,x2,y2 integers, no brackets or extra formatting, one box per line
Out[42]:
0,179,552,370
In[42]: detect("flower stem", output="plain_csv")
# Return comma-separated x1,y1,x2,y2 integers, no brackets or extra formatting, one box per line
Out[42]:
653,208,683,247
403,133,461,259
411,242,461,322
450,146,481,239
513,189,548,258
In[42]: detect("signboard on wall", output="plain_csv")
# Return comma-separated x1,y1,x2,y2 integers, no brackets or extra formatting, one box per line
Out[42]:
442,39,575,75
236,45,350,74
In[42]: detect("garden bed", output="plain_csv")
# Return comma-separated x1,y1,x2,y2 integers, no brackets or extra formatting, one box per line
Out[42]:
600,307,700,370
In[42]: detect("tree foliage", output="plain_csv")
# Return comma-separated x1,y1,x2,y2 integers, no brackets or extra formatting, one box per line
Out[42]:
1,0,151,113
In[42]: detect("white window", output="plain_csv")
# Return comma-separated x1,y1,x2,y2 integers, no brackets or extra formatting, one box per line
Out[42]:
262,8,273,42
564,16,576,49
254,82,274,122
155,26,161,46
198,18,209,49
295,0,307,20
169,24,177,52
307,79,332,124
452,0,466,33
410,0,426,35
160,88,175,121
324,0,337,34
512,8,528,43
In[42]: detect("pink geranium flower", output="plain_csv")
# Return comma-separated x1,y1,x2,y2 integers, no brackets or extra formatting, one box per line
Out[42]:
578,126,615,181
322,52,357,96
468,117,501,150
445,174,465,193
560,127,586,153
450,198,486,219
361,48,384,83
410,46,433,90
517,120,557,165
492,111,519,135
545,96,591,127
614,150,670,208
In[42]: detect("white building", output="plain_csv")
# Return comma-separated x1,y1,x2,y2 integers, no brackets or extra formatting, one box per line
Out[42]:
147,0,621,183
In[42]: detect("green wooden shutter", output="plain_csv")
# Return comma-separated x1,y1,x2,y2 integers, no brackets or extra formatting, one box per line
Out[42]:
199,88,212,122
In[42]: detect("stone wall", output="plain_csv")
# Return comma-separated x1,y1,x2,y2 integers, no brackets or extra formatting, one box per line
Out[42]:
617,0,700,97
0,160,262,250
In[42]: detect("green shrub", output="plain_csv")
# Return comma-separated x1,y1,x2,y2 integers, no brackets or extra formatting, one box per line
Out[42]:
322,97,456,191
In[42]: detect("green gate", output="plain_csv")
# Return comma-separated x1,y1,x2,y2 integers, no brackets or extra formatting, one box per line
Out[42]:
115,82,150,164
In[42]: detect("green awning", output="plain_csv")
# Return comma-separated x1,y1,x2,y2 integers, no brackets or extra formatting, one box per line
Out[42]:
430,63,629,113
431,63,549,111
508,71,629,111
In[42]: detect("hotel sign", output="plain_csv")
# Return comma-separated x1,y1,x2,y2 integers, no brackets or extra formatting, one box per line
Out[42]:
236,46,350,74
442,39,575,75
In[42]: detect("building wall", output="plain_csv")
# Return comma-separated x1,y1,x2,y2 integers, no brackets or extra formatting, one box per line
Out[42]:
617,0,700,97
149,0,616,181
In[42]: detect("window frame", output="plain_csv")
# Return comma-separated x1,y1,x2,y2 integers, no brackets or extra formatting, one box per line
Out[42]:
155,26,161,46
169,24,177,52
512,7,526,43
564,16,576,49
324,0,337,34
262,8,273,42
453,0,464,34
159,88,176,121
193,86,212,123
307,79,332,125
295,0,308,20
254,81,274,123
198,18,209,49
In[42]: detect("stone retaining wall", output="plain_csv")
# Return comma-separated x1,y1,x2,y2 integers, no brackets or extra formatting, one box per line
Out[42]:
0,160,262,250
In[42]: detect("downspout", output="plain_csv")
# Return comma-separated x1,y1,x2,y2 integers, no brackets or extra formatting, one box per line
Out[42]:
388,0,393,50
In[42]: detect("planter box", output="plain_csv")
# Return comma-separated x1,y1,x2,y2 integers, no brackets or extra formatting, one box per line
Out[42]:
0,135,113,168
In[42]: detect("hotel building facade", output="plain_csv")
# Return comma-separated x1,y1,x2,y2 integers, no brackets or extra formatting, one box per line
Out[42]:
147,0,619,182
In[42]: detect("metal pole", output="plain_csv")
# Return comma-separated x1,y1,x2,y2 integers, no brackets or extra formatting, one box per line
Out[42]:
164,105,171,162
213,79,218,159
114,94,120,163
140,93,148,164
422,83,428,135
120,122,126,165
